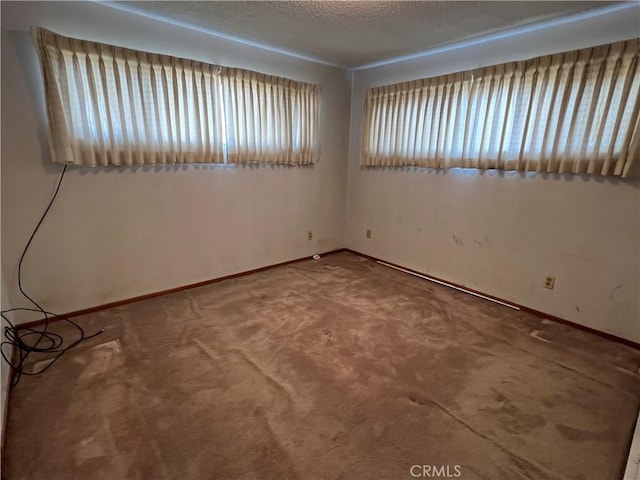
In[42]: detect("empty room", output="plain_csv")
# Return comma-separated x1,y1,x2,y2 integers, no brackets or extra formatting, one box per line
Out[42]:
1,1,639,479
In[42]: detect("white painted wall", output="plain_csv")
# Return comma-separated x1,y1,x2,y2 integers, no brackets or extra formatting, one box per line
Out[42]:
1,203,10,468
1,1,350,326
346,5,640,343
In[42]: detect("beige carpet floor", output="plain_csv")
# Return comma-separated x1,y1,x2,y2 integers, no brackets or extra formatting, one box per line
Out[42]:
3,252,639,480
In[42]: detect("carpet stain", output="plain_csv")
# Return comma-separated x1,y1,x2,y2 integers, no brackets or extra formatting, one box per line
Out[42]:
555,423,616,442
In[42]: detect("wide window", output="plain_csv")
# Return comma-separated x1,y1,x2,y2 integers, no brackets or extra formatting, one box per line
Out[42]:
362,39,639,177
33,27,320,166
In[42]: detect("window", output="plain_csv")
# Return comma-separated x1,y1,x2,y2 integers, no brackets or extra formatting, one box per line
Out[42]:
362,39,640,177
33,27,320,166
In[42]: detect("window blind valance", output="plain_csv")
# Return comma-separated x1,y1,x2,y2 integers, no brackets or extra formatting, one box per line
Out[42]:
33,27,320,166
362,39,640,177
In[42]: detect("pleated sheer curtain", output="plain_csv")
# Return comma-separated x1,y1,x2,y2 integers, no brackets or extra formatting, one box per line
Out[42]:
362,39,640,177
221,69,319,165
33,27,320,166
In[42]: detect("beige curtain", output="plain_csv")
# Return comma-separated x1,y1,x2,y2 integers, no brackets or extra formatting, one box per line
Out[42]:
33,27,320,166
221,69,320,165
362,39,640,177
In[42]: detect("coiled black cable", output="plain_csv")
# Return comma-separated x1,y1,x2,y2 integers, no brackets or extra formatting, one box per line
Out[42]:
1,165,104,386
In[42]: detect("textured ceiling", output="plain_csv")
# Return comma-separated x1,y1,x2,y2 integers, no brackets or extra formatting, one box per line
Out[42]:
118,1,619,68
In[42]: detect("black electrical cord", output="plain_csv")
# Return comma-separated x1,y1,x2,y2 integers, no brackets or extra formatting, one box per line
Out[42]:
1,165,104,386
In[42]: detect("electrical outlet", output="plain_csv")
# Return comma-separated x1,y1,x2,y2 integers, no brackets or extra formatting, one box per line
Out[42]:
544,276,555,289
307,231,313,241
366,229,372,239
